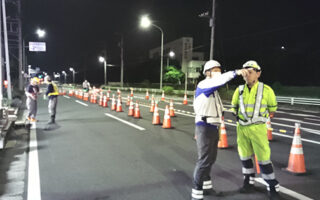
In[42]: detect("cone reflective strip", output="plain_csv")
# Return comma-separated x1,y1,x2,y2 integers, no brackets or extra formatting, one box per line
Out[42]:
191,189,203,199
203,180,212,190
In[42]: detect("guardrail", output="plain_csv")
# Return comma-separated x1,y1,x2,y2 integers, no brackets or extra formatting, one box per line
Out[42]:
60,84,320,106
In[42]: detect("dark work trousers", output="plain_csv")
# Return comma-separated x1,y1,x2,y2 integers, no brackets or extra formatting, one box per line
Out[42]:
193,123,219,190
26,98,37,118
48,97,58,117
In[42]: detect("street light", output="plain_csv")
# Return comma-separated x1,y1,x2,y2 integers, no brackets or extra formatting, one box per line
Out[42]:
36,28,46,38
167,51,175,67
62,71,67,84
69,67,75,83
99,56,107,85
140,15,164,90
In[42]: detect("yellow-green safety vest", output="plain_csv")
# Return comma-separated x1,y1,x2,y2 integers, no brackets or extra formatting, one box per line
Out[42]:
48,83,59,96
231,82,277,125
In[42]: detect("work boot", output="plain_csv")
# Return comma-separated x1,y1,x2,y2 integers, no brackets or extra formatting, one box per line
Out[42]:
203,188,223,196
239,175,255,193
47,116,55,124
268,186,281,200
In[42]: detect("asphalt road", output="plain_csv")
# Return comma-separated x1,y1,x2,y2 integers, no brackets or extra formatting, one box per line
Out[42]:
1,89,320,200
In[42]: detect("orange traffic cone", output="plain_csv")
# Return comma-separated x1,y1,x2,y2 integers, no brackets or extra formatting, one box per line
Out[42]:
92,95,97,104
83,93,89,101
145,90,149,100
134,101,141,118
117,89,121,96
99,94,103,106
169,100,175,117
102,95,108,107
152,102,161,125
128,99,134,116
116,96,123,112
106,91,110,102
150,97,155,113
126,94,131,106
90,94,93,103
285,123,306,174
183,93,188,105
161,91,165,101
255,155,261,174
69,90,73,97
79,92,83,100
267,117,273,141
130,89,134,97
111,95,116,111
162,105,172,128
218,117,229,148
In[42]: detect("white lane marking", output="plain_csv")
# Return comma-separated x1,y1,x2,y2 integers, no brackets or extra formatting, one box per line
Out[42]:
305,118,320,122
255,178,313,200
28,123,41,200
75,100,88,107
104,113,145,131
277,111,317,118
271,122,320,136
274,117,320,127
63,95,70,99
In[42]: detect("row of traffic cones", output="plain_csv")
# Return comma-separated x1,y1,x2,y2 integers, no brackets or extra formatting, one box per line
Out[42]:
151,103,172,129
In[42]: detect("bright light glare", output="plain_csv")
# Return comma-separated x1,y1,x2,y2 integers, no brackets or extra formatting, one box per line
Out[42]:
36,29,46,38
140,15,151,28
69,67,74,72
99,56,105,63
169,51,175,57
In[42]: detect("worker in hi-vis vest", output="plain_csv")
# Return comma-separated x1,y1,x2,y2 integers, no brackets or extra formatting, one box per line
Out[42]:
191,60,249,200
45,75,59,124
231,61,280,200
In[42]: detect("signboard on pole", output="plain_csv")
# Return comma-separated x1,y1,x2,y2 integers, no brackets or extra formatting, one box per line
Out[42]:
29,42,46,52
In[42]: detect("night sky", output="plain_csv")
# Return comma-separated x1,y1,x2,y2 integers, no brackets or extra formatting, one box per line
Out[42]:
22,0,320,86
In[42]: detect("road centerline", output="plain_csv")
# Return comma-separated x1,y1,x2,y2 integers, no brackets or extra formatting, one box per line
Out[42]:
104,113,146,131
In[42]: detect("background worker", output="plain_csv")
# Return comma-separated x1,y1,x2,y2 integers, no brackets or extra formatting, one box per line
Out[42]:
82,80,91,92
191,60,248,200
25,77,40,122
45,75,59,124
231,61,280,200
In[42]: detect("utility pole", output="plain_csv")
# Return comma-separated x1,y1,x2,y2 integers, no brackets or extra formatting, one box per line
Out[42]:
120,34,124,88
18,0,23,91
209,0,216,60
2,0,12,101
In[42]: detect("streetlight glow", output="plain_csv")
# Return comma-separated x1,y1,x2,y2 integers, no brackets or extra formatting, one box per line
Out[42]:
99,56,105,63
169,51,175,58
36,29,46,38
69,67,74,72
140,15,151,28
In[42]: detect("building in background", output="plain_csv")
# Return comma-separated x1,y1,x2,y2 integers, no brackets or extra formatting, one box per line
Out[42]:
149,37,205,83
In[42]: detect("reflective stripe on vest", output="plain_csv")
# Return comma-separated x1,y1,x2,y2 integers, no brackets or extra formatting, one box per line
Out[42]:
48,83,59,96
238,82,267,125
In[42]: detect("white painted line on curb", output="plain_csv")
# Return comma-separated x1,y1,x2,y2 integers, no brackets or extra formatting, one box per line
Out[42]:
63,95,70,99
28,123,41,200
105,113,146,131
255,178,313,200
75,100,88,107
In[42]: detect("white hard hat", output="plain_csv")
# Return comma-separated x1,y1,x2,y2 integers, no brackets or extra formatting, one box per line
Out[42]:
243,60,261,71
203,60,221,75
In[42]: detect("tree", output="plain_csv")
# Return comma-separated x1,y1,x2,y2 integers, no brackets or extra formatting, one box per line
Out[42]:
163,66,185,85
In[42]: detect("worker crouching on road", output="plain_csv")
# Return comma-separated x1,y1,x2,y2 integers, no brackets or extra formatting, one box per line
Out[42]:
191,60,248,200
231,61,280,200
25,77,40,122
82,80,91,92
45,75,59,124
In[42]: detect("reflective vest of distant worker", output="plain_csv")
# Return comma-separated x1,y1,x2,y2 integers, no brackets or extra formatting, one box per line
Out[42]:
230,60,280,200
45,75,59,124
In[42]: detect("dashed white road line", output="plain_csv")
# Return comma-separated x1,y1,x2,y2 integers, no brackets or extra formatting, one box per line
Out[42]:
75,100,88,107
104,113,146,131
63,95,70,99
27,123,41,200
274,117,320,127
255,178,313,200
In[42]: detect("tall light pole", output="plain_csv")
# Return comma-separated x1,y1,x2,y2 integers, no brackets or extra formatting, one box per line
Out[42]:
69,67,75,84
209,0,216,60
62,71,67,84
140,15,164,90
99,56,107,85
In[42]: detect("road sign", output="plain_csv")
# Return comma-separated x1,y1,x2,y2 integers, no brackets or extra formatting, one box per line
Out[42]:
29,42,46,52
